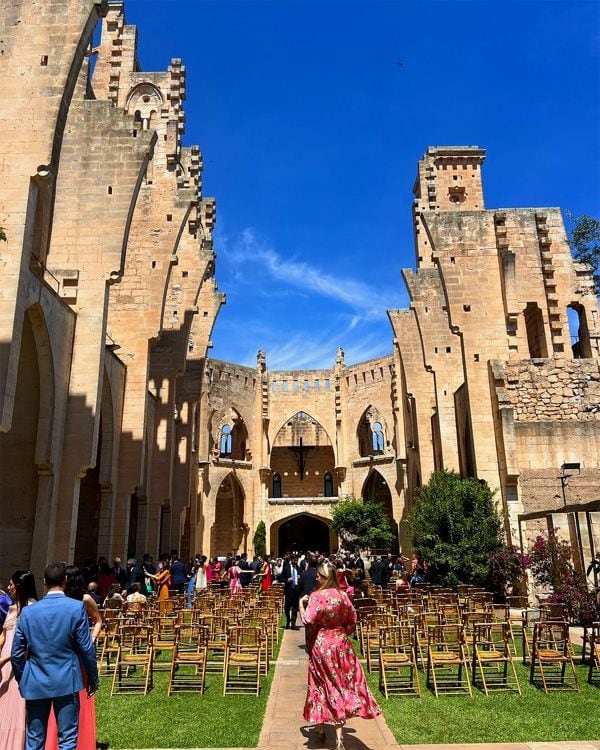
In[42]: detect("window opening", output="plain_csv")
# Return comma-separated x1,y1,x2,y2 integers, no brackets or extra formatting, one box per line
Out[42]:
219,424,232,456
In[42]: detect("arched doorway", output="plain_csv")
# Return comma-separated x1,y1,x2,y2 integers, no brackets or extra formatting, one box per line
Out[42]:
362,470,399,553
276,514,331,556
210,473,245,556
0,311,42,579
74,370,114,566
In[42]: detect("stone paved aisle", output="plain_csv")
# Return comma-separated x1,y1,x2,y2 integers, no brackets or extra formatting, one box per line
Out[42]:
256,626,399,750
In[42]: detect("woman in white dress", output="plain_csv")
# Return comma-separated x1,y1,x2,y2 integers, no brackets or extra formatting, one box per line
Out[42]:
194,555,210,595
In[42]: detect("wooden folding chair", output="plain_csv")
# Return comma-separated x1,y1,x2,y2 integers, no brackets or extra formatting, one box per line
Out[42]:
426,624,472,697
205,614,229,673
111,624,154,695
529,620,579,692
520,606,541,665
150,615,177,670
379,624,421,698
98,616,120,675
414,611,442,667
168,624,208,694
362,613,396,672
471,621,521,695
223,625,262,696
587,621,600,685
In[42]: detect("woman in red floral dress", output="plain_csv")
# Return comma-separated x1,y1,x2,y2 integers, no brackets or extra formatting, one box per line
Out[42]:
299,564,380,749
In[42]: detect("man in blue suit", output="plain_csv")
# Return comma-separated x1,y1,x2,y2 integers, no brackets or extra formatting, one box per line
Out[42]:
11,562,99,750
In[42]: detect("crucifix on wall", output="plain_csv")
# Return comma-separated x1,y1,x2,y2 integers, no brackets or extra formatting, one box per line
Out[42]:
288,437,314,480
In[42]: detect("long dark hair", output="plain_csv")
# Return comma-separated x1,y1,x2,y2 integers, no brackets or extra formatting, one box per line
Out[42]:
64,566,86,601
12,570,38,613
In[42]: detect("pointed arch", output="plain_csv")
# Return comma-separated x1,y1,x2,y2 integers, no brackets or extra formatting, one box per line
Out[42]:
271,412,335,497
211,406,249,460
0,304,55,579
210,472,246,556
362,469,398,552
270,512,334,556
357,405,388,457
273,411,333,447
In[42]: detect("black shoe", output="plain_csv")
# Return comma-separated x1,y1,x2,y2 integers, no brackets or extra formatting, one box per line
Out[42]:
291,625,300,630
284,624,290,629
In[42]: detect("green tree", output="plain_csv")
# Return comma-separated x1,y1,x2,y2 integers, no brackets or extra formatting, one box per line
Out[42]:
567,212,600,292
332,496,393,551
253,520,267,557
407,470,503,588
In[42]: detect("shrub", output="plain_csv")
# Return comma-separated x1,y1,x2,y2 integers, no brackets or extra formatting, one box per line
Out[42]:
528,531,573,590
332,496,393,551
253,520,266,557
526,529,598,623
487,544,526,597
407,470,503,588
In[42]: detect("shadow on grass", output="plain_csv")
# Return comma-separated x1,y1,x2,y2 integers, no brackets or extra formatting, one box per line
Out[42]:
369,655,599,745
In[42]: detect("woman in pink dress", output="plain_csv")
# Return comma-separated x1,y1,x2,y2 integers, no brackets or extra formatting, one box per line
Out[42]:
45,566,102,750
228,558,243,594
0,570,38,750
299,564,380,750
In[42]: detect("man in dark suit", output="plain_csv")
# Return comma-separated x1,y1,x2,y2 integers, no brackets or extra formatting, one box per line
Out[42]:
170,554,187,594
278,552,300,628
126,558,147,594
382,553,394,589
112,557,126,588
369,555,384,586
12,562,99,750
238,553,252,588
299,553,318,598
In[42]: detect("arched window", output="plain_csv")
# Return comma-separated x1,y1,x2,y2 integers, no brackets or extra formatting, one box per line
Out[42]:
324,472,334,497
219,424,232,456
371,422,385,454
272,472,282,498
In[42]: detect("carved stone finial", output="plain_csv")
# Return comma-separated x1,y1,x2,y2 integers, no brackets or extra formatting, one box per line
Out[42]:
335,346,345,367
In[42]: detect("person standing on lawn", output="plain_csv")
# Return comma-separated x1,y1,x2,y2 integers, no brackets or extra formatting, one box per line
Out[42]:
11,562,99,750
299,563,380,749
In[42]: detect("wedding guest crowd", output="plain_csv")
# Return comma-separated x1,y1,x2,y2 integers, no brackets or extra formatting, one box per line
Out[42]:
0,543,416,749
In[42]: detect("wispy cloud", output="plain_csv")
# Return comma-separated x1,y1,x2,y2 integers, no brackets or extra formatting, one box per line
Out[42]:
212,225,407,369
220,227,405,321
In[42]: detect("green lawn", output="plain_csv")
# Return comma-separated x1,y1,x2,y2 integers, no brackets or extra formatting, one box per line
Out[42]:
367,655,600,745
96,633,282,749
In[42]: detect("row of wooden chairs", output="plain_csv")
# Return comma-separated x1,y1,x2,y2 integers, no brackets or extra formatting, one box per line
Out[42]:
357,594,583,697
96,588,283,697
375,621,520,698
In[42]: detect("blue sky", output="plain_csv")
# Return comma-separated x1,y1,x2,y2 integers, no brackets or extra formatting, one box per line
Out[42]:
124,0,600,370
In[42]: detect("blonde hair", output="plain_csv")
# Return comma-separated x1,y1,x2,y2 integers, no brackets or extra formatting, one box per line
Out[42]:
316,563,340,591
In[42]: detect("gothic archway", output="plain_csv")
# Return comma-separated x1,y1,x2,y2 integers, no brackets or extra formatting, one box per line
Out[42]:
0,306,54,583
210,473,245,556
357,405,388,457
362,470,398,553
212,407,249,460
74,370,114,565
272,514,333,556
270,412,336,499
